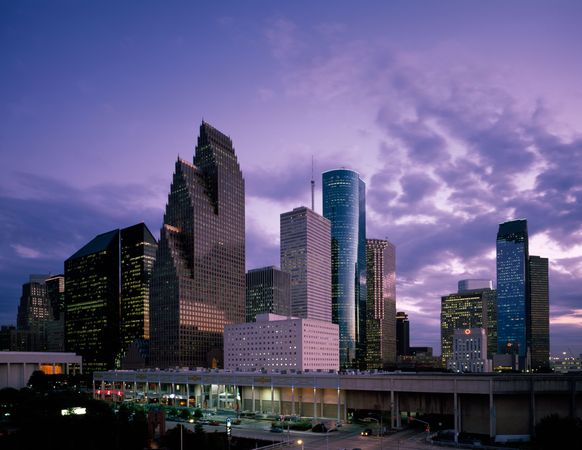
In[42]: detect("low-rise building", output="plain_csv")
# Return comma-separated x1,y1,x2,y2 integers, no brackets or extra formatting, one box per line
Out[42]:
224,313,339,372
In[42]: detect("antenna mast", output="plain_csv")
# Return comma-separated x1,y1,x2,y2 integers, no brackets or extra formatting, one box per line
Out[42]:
311,156,315,211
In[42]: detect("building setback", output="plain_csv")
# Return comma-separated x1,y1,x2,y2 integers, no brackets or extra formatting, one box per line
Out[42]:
246,266,291,322
149,122,245,369
280,206,331,322
224,313,339,372
365,239,397,368
322,169,367,369
65,223,156,372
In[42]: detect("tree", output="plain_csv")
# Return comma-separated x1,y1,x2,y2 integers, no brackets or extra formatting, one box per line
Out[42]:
534,414,582,450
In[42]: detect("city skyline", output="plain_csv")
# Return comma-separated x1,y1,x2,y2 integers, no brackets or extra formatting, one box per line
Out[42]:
1,1,581,355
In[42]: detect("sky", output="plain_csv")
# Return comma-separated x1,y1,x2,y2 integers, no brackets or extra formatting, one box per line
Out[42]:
1,1,581,356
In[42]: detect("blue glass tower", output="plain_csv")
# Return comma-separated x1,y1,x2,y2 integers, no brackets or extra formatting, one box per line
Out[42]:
496,219,529,360
323,169,367,368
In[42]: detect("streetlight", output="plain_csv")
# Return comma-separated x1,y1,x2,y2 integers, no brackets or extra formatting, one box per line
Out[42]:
297,438,304,450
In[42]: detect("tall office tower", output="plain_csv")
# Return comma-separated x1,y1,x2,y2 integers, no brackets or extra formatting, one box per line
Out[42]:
120,223,158,351
441,288,495,363
65,230,120,372
16,274,51,351
365,239,397,369
396,311,410,356
65,223,156,372
149,122,245,369
323,169,366,368
457,280,497,359
45,274,66,352
246,266,291,322
496,219,529,365
280,206,331,321
45,275,65,320
529,255,549,370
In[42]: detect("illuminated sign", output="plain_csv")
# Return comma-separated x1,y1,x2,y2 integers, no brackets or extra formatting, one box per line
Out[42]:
464,329,471,335
61,407,87,416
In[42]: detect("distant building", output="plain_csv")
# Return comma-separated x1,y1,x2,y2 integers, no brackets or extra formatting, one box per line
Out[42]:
323,169,367,368
280,206,331,322
246,266,291,322
16,275,52,351
149,122,245,369
447,328,491,373
224,313,339,373
529,256,549,370
396,311,410,356
458,279,492,292
65,223,156,372
441,287,496,364
45,274,66,352
0,351,82,389
365,239,396,368
496,219,549,371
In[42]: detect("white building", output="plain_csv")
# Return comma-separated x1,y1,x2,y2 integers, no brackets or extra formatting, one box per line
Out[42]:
224,313,339,372
280,207,332,322
0,351,83,389
447,328,491,373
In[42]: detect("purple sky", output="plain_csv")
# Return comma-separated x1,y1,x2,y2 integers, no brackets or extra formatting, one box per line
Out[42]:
1,1,581,356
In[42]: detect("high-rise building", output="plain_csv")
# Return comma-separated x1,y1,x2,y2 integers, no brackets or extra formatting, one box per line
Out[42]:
441,283,497,363
149,122,245,369
45,274,66,352
529,255,549,370
246,266,291,322
396,311,410,356
65,223,156,372
365,239,396,369
322,169,366,368
496,219,529,361
16,275,51,351
65,230,120,372
120,223,158,350
458,279,492,292
280,206,331,321
447,328,491,373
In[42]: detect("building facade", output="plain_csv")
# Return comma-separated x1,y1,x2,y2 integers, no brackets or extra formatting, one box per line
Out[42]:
149,122,245,369
529,255,549,370
120,223,158,350
224,313,339,372
365,239,396,369
16,275,52,351
496,219,529,361
322,169,366,368
396,311,410,356
447,328,490,373
280,206,331,322
246,266,291,322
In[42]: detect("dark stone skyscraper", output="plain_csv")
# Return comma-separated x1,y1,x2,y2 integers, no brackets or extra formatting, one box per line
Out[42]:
246,266,291,322
365,239,396,368
323,169,366,369
529,255,549,370
149,122,245,369
396,311,410,356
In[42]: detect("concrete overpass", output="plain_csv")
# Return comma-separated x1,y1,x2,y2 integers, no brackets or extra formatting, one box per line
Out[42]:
94,369,582,440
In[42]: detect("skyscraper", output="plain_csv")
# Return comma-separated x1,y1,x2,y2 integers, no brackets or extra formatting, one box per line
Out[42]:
529,255,549,370
280,206,331,321
65,230,121,372
120,223,158,350
149,122,245,369
246,266,291,322
16,274,51,351
323,169,367,368
65,223,156,372
365,239,397,369
396,311,410,356
458,280,497,359
45,274,65,352
496,219,529,362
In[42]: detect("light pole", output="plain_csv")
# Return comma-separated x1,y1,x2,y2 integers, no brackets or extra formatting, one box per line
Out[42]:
297,438,304,450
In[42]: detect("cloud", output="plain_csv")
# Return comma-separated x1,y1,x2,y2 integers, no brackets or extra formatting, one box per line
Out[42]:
11,244,42,259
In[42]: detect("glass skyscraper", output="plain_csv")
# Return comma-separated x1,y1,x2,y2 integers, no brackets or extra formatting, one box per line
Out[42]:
496,219,528,360
149,122,245,369
322,169,366,368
